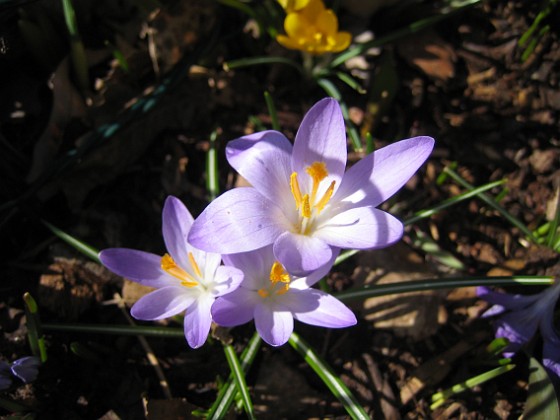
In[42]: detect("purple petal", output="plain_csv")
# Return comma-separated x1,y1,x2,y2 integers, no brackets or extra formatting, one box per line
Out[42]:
226,131,293,208
481,303,507,318
494,309,540,354
292,98,347,192
10,356,40,383
285,289,357,328
188,188,288,254
211,288,258,326
162,196,194,269
184,295,214,348
130,287,196,320
99,248,175,288
542,332,560,379
222,245,276,290
477,286,541,310
290,247,340,290
254,303,294,346
211,265,245,297
273,231,332,276
0,375,11,391
0,362,11,390
540,300,560,378
335,136,434,208
315,207,403,249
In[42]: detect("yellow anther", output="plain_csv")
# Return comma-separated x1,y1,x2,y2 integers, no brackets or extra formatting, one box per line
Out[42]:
161,253,198,287
258,289,269,298
290,172,303,210
306,162,328,182
270,261,290,284
315,180,335,213
306,161,328,203
188,252,202,278
302,194,311,218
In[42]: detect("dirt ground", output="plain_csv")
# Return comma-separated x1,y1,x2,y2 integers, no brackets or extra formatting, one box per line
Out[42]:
0,0,559,418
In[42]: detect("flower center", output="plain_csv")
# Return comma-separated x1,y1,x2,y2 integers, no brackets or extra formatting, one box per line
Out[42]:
290,161,335,234
258,261,291,298
161,253,200,287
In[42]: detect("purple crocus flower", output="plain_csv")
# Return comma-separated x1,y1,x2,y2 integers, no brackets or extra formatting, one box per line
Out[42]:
0,356,40,390
0,362,12,391
10,356,40,383
99,196,244,349
477,282,560,377
188,98,434,276
211,245,356,346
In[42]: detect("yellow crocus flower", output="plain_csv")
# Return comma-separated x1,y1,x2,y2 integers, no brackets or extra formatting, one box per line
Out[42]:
277,0,311,13
276,0,351,55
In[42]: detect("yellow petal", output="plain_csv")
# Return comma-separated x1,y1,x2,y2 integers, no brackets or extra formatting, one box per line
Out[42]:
278,0,311,12
300,0,326,21
316,9,338,35
276,34,303,50
331,32,352,52
284,12,311,38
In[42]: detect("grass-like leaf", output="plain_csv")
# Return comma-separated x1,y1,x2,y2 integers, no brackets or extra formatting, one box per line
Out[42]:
334,276,553,302
443,166,538,242
288,332,370,420
42,323,186,338
223,344,255,419
207,332,261,419
23,292,47,362
330,0,481,68
206,129,220,201
409,228,466,270
42,220,100,263
264,91,280,131
404,179,506,225
546,186,560,249
430,364,515,409
224,56,304,74
62,0,89,93
524,356,560,419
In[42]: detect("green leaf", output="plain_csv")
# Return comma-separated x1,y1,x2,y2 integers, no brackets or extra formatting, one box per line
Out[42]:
524,357,560,419
329,0,482,68
223,345,255,419
207,333,261,419
404,179,506,225
443,166,538,242
264,91,280,131
289,332,369,420
23,293,47,362
43,323,185,338
206,129,220,201
409,229,465,270
224,56,303,74
41,220,100,263
430,364,515,409
334,276,553,302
